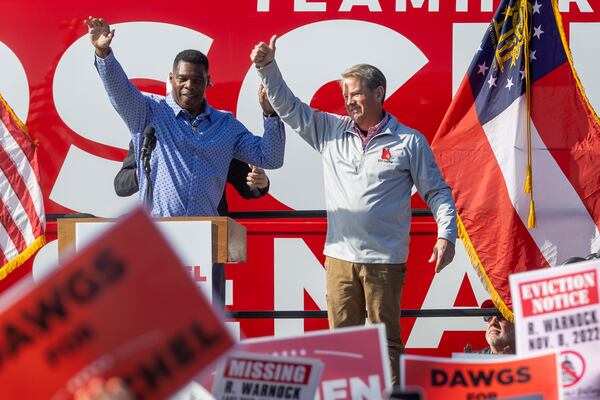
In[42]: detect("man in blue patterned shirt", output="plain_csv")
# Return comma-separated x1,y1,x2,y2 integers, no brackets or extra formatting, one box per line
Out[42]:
85,17,285,217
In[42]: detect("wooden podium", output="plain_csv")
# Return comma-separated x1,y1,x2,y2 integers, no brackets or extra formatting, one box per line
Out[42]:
57,216,247,264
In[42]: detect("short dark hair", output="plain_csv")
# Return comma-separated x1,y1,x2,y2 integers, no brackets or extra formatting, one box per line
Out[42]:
173,49,209,71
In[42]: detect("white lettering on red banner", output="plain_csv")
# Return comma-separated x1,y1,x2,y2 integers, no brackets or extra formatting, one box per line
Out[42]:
255,0,594,13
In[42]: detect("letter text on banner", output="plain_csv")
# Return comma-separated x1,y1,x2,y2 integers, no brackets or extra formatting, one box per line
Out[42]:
401,352,561,399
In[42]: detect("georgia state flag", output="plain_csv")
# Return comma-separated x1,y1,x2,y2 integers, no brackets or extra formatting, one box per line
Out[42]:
432,0,600,318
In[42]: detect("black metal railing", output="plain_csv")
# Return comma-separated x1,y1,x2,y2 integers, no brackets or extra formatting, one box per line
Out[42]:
49,211,499,321
225,308,501,319
46,209,434,221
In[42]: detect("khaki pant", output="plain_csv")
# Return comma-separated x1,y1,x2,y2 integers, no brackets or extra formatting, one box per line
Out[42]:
325,256,407,387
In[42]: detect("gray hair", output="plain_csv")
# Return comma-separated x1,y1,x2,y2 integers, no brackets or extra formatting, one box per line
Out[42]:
341,64,386,103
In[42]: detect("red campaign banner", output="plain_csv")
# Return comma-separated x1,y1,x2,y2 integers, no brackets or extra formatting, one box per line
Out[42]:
0,207,235,400
401,352,562,400
1,0,598,356
518,269,599,318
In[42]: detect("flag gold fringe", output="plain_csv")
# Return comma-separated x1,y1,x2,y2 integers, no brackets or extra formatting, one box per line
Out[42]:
0,93,39,148
457,214,514,322
0,235,46,281
0,94,44,280
0,94,27,131
446,0,600,324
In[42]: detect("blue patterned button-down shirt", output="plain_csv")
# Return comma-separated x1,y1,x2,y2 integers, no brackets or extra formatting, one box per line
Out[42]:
95,52,285,217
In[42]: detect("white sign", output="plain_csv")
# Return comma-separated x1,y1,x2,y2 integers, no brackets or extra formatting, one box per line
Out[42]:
75,220,213,301
510,260,600,399
212,352,323,400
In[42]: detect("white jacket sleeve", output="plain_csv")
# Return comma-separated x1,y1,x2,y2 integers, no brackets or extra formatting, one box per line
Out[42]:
257,61,347,153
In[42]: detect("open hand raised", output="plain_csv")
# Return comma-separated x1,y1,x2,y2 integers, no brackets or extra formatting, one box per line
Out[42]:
84,16,114,58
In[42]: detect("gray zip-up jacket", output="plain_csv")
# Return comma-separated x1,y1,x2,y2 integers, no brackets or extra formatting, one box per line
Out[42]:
258,61,457,263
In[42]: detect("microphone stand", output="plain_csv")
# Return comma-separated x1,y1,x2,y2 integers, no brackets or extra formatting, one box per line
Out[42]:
142,153,153,208
140,128,157,209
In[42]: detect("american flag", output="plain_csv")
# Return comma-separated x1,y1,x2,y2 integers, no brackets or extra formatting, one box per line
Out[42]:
0,94,45,280
432,0,600,319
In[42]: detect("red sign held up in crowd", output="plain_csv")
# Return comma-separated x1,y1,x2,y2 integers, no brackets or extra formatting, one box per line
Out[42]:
401,352,562,400
200,324,391,399
0,207,235,400
511,260,600,398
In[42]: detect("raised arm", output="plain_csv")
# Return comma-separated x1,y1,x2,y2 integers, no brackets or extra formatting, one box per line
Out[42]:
85,16,150,135
232,84,285,169
251,36,347,153
84,17,114,58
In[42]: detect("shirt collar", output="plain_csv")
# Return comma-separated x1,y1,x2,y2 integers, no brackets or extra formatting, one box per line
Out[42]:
352,111,390,136
166,93,212,122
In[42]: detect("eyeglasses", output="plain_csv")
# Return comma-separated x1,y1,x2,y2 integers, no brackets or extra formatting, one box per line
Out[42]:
484,314,506,323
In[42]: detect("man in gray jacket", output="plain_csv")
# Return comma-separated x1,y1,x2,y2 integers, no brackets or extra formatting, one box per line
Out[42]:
251,36,457,386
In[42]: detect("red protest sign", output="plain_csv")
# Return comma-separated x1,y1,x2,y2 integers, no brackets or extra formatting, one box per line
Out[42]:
229,325,391,399
401,352,562,400
0,208,235,400
510,261,600,398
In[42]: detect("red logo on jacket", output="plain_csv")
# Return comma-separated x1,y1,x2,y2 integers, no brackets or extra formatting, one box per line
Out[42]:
381,148,391,161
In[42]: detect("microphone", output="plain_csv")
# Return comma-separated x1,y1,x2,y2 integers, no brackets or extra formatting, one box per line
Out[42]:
140,126,156,168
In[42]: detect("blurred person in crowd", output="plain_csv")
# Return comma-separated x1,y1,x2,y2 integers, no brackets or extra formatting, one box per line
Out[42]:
74,378,133,400
561,252,600,265
561,256,587,265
